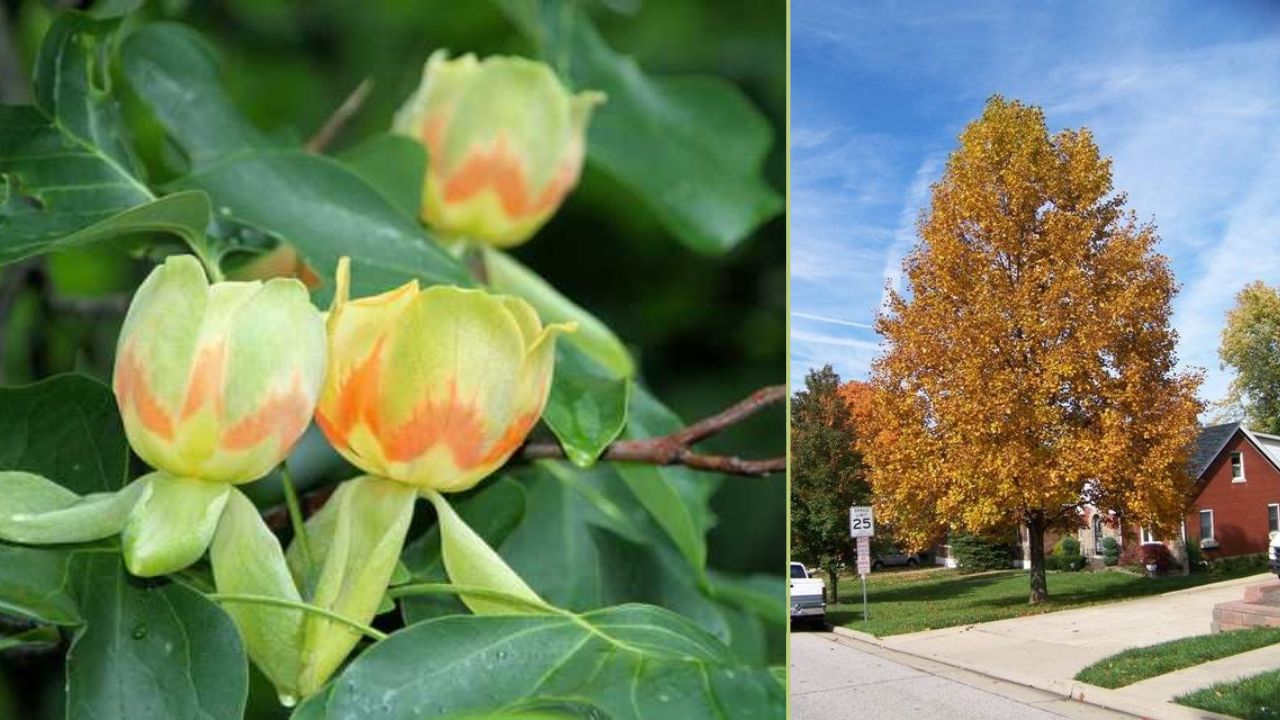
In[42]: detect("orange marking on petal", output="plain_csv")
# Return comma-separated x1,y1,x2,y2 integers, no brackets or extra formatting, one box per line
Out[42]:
479,409,540,466
220,373,312,452
181,344,226,420
421,115,447,156
113,346,175,440
317,337,387,450
443,135,580,222
382,381,488,467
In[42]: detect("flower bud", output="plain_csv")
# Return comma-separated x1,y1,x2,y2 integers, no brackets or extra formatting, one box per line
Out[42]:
393,51,604,247
112,255,327,485
316,258,573,491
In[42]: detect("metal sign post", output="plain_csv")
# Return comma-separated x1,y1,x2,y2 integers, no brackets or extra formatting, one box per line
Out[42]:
850,506,874,622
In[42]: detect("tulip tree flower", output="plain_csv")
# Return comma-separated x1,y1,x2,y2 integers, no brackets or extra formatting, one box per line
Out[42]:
393,50,604,248
209,257,573,703
0,255,327,578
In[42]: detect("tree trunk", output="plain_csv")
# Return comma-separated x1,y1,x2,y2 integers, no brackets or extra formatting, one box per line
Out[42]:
826,565,839,604
1028,512,1049,604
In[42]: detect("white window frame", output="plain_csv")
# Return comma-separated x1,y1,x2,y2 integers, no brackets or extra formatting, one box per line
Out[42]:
1269,503,1279,533
1199,509,1215,541
1231,451,1245,482
1141,527,1158,544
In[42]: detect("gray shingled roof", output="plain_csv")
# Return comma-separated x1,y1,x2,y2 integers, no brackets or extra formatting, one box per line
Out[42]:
1189,422,1240,479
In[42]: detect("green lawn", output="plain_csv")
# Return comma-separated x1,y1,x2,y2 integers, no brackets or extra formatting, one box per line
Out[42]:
1074,627,1280,688
1177,669,1280,720
828,565,1268,637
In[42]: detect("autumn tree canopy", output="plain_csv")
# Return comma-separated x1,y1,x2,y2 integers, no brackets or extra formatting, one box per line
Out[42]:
790,365,869,602
862,96,1203,603
1219,281,1280,434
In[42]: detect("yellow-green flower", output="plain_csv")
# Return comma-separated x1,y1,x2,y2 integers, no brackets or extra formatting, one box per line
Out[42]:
315,258,573,492
393,51,604,247
113,254,326,484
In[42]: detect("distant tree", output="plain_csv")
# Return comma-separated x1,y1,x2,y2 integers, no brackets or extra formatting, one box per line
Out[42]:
862,96,1203,604
790,365,869,602
1219,281,1280,434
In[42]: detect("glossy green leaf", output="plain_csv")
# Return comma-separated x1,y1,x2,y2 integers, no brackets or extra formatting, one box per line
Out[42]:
119,23,275,167
500,1,782,254
400,477,527,623
0,544,84,625
173,150,471,297
122,472,231,578
65,553,248,720
422,488,549,616
337,133,426,219
210,488,304,704
484,246,634,378
615,387,719,578
0,471,145,545
542,345,630,467
0,374,129,493
298,604,783,720
0,625,61,653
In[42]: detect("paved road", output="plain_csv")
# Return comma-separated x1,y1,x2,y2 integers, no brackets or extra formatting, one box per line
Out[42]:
791,630,1128,720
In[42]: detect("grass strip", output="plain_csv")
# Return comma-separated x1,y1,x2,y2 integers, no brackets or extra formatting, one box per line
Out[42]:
1176,668,1280,720
1075,627,1280,688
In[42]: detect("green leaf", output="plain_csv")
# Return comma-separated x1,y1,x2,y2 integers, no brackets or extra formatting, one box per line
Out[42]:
122,472,231,578
173,149,471,297
65,553,248,720
300,604,783,720
422,489,549,616
484,246,634,378
500,1,782,254
0,544,84,625
118,23,275,167
0,471,145,545
0,625,61,653
615,387,719,578
542,345,630,467
210,488,304,704
0,373,129,493
400,477,527,623
337,133,426,219
0,14,218,266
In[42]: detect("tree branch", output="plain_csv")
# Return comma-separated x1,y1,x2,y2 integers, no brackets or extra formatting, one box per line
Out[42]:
305,78,374,153
520,384,787,476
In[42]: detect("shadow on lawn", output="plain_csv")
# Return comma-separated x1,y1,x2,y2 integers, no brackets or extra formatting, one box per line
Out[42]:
848,571,1020,604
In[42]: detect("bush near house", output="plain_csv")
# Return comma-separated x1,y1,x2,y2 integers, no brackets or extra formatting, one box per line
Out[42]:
1047,536,1086,572
1101,536,1120,567
1140,543,1179,574
1208,553,1270,577
1182,539,1206,572
949,533,1014,572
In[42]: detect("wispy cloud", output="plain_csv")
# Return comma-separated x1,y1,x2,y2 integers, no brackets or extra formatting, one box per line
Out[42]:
790,311,875,329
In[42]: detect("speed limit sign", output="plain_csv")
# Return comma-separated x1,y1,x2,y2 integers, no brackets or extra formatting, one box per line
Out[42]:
849,506,875,538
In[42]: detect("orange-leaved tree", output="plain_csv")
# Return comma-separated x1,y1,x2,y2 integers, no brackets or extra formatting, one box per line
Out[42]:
862,96,1203,604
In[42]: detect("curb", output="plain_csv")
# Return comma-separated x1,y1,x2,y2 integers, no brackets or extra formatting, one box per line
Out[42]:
827,625,1238,720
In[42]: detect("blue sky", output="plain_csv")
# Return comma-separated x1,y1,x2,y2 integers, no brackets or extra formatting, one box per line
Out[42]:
791,1,1280,406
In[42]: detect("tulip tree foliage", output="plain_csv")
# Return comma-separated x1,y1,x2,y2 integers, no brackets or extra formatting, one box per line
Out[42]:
1218,281,1280,434
0,8,784,720
861,97,1203,604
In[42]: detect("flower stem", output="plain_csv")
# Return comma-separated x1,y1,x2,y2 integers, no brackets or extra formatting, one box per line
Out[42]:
279,462,313,570
205,593,388,641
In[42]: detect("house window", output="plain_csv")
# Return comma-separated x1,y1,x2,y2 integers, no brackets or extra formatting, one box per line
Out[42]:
1200,509,1215,541
1269,504,1279,533
1141,527,1158,544
1231,452,1245,482
1092,514,1104,556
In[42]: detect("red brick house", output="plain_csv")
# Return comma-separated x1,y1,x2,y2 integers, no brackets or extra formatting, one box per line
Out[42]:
1179,423,1280,557
1079,423,1280,563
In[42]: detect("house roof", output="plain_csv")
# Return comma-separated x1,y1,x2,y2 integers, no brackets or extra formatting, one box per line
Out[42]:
1190,422,1280,482
1189,423,1241,479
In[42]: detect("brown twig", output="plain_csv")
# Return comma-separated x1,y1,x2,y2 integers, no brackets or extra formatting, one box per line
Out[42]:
521,385,787,476
305,78,374,154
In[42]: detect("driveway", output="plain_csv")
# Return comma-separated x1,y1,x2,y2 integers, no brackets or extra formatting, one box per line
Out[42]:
877,573,1269,696
791,630,1126,719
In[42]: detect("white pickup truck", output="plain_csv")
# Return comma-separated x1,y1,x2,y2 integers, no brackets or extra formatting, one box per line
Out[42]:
790,562,826,626
1270,531,1280,579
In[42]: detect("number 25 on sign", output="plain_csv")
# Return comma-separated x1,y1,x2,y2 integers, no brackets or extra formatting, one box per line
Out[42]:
849,506,874,538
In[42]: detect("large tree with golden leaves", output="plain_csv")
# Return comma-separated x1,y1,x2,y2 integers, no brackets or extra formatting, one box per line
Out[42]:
863,97,1203,603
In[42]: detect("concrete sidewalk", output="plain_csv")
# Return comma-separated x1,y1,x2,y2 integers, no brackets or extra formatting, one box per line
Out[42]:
832,573,1271,719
